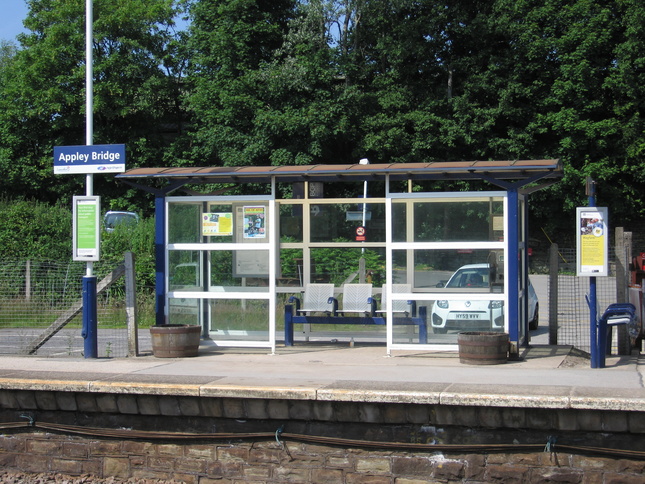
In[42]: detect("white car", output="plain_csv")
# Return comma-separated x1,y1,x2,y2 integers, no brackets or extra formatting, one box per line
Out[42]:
430,263,539,333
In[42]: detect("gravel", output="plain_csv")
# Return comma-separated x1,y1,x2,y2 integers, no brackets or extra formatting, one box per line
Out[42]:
0,471,185,483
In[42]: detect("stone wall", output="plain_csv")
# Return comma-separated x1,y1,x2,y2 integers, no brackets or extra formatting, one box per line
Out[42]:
1,431,644,483
1,387,644,483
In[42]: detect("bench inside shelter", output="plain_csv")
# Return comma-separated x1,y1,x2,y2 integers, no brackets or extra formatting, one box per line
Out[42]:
285,283,427,346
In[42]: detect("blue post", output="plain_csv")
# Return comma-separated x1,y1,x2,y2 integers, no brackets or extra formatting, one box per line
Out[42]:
588,180,599,368
507,188,520,357
82,275,98,358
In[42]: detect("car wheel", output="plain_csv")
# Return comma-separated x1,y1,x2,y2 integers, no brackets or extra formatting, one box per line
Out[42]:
529,304,539,331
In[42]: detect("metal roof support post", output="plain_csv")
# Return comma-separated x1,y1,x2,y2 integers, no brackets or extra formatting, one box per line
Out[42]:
155,193,166,326
521,194,531,347
507,188,520,357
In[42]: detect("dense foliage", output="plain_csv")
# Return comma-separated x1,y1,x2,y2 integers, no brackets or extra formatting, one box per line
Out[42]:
1,0,645,242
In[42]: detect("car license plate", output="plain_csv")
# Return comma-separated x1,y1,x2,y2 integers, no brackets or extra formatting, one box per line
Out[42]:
455,313,479,319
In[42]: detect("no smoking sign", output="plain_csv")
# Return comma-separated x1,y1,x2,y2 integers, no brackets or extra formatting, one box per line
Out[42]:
356,226,366,241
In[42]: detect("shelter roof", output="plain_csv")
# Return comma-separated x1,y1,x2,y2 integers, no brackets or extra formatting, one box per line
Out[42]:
116,159,562,191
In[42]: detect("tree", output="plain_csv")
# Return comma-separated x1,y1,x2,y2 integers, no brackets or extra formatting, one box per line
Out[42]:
0,0,184,211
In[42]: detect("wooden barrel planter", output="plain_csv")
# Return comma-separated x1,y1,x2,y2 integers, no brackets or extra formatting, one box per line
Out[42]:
457,331,509,365
150,324,201,358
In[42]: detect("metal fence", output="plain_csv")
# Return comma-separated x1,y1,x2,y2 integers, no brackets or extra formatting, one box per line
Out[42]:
547,243,636,355
0,237,638,358
0,259,154,358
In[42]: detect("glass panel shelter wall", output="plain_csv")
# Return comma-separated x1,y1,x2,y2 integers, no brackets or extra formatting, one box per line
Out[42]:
166,197,276,350
163,187,529,353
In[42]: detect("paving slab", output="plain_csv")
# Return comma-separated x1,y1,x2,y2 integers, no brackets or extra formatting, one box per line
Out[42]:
0,344,642,411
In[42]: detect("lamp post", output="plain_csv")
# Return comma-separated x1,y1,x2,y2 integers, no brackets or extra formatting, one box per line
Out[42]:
82,0,98,358
359,158,369,254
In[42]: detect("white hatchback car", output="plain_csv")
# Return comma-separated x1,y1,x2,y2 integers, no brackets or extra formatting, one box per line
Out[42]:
430,263,539,333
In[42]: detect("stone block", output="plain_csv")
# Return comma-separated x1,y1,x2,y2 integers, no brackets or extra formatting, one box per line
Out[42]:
627,412,645,433
217,446,250,462
478,407,503,428
358,403,383,423
243,465,272,479
137,395,160,415
501,407,527,428
0,390,18,409
434,459,465,480
334,402,359,422
15,453,50,472
289,400,313,420
555,409,579,431
528,467,583,484
131,469,171,481
171,473,199,484
221,398,245,418
391,456,433,476
207,460,244,478
312,401,334,421
200,397,223,417
27,439,61,455
185,445,215,460
62,442,89,458
116,394,139,414
244,399,268,419
526,408,554,430
34,391,57,410
91,440,121,456
463,453,485,480
601,410,629,432
157,443,184,456
121,440,155,456
311,468,344,483
345,472,391,483
267,399,290,419
355,457,391,474
486,464,529,483
75,393,98,412
273,466,311,482
51,458,83,475
95,394,119,413
249,447,282,464
405,404,429,424
55,392,77,411
15,390,37,409
576,410,602,431
176,457,207,473
148,456,177,470
177,396,200,416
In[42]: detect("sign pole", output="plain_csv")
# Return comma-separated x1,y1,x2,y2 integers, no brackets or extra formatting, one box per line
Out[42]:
83,0,98,358
587,179,598,368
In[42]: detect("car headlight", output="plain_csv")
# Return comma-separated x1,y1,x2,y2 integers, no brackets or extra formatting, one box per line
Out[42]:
489,300,504,309
436,300,449,309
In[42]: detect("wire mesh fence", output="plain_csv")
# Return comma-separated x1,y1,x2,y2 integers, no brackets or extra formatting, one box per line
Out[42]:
0,240,637,358
0,259,155,358
547,246,633,354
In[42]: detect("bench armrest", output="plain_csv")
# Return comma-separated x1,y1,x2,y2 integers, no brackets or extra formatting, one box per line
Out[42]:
288,295,301,312
327,297,339,316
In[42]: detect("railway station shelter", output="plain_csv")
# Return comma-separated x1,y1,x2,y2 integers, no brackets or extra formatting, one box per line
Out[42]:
117,160,562,357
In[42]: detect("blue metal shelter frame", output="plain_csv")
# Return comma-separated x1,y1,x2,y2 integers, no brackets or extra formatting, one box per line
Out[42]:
117,160,562,356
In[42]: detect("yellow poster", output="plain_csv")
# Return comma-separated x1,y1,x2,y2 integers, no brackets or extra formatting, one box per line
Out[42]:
577,207,608,276
202,212,232,236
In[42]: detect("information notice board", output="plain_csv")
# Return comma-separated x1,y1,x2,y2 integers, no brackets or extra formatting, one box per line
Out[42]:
576,206,608,277
73,196,100,261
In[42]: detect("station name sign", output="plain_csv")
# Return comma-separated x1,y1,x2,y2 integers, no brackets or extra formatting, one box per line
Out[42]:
54,144,125,174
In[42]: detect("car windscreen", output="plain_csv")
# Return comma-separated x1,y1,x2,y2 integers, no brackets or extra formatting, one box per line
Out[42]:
445,269,489,288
